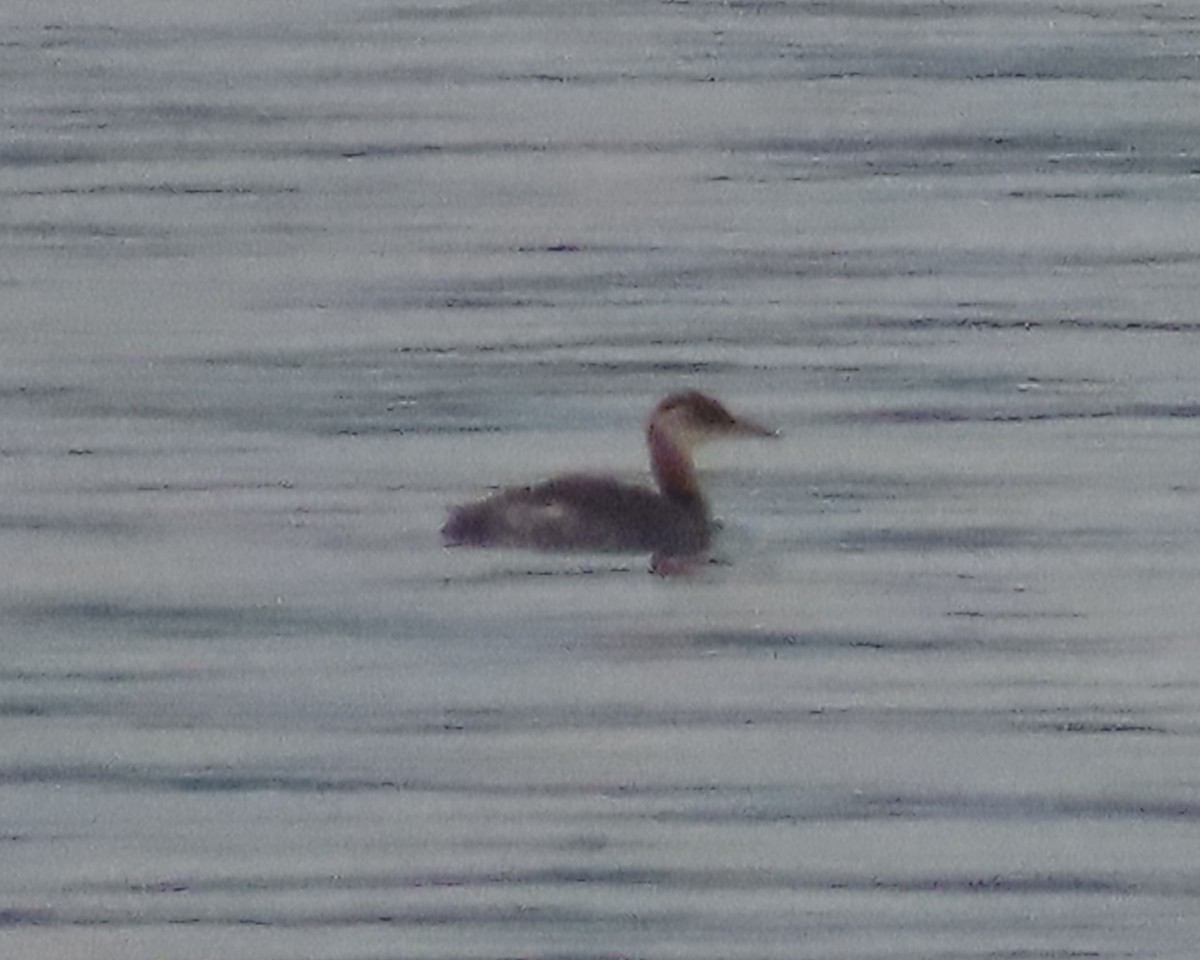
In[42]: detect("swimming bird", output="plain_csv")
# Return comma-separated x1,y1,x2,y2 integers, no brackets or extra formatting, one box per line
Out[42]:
441,391,776,572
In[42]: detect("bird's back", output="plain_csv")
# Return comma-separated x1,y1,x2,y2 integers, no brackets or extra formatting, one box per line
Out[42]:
442,474,710,556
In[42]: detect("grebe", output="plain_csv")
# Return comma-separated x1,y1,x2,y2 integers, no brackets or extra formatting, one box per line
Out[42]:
441,391,776,571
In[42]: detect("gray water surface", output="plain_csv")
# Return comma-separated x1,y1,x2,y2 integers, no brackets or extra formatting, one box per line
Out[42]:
4,2,1200,958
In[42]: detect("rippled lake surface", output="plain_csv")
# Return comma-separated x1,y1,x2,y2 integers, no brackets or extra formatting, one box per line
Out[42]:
4,1,1200,957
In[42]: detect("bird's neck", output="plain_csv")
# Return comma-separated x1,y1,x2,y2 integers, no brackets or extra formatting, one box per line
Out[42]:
648,423,701,501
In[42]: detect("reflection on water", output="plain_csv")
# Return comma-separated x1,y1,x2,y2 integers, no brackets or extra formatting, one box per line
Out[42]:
3,1,1200,957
